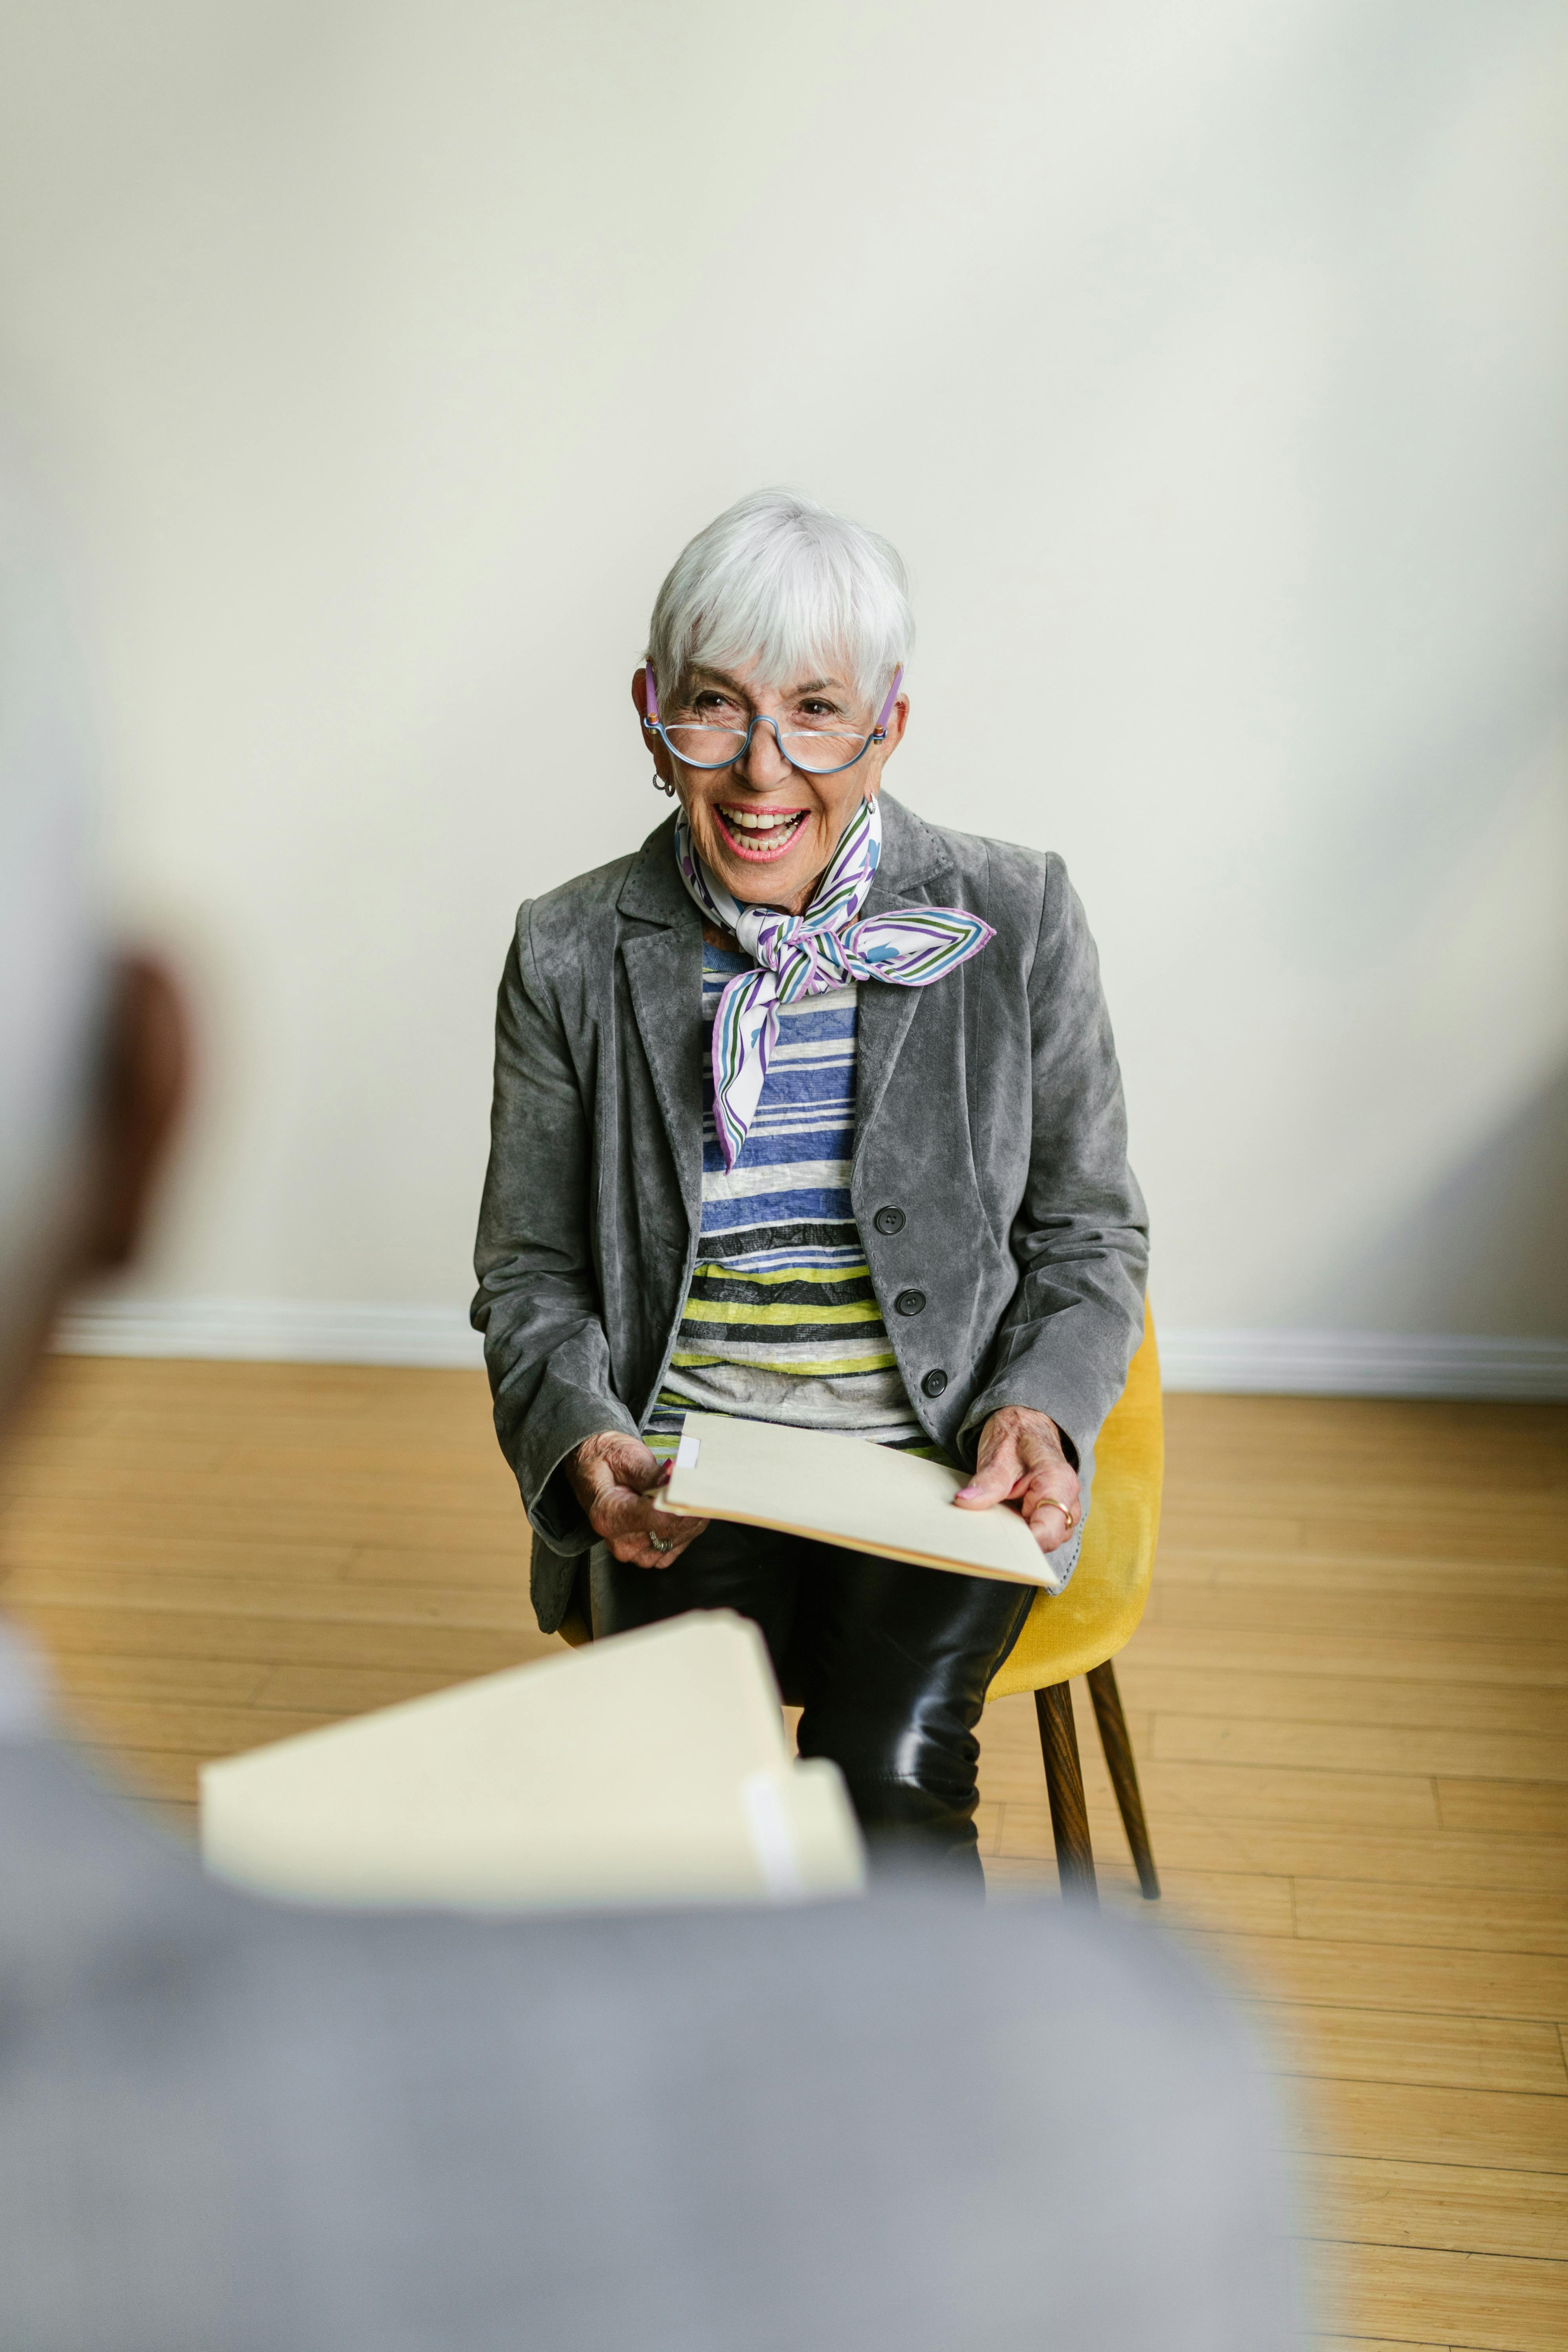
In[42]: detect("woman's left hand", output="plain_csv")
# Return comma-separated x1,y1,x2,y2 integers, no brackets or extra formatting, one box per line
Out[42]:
953,1407,1081,1554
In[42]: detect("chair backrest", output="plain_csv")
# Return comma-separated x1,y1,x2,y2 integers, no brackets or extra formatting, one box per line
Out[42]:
986,1305,1164,1700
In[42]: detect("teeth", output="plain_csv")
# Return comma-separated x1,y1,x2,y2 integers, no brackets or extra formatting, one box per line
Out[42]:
722,807,803,834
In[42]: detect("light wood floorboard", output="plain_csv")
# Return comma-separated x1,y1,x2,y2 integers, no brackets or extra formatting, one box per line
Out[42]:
1,1366,1564,2348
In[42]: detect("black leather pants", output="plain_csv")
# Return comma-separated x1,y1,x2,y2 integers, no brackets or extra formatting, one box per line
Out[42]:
591,1521,1034,1884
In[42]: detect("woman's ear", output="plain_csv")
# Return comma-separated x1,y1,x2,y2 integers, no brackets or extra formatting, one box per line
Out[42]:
632,664,678,796
81,955,188,1275
864,690,909,797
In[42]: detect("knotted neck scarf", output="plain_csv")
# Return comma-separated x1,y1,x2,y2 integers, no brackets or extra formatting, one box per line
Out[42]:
674,795,995,1171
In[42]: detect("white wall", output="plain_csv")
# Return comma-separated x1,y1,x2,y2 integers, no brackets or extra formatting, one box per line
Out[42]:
2,0,1565,1384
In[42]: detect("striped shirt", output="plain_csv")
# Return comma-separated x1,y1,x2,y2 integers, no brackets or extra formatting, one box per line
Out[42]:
644,943,929,1461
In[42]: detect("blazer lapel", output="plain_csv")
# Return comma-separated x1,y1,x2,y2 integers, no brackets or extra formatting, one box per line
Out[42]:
614,799,957,1200
854,793,952,1146
855,970,925,1144
618,823,706,1232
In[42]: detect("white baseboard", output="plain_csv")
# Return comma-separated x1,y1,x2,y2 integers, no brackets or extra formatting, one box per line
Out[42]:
1157,1326,1568,1400
49,1298,1568,1399
52,1297,485,1370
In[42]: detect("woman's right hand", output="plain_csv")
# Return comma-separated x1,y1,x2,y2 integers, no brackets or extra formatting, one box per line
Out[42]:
565,1431,709,1569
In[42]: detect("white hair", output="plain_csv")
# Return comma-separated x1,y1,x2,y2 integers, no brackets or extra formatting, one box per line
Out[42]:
0,462,102,1366
646,488,914,714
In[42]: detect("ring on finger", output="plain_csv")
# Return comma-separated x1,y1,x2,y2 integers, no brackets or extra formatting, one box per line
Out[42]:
648,1534,675,1554
1041,1499,1076,1532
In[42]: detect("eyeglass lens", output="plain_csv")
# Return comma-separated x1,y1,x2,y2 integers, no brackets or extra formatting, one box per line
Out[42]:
662,719,867,774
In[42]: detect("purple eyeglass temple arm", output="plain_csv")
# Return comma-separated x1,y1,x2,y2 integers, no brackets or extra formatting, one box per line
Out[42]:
874,666,904,735
644,660,660,722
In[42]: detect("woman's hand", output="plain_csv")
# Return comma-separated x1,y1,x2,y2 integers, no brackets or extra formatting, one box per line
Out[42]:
565,1431,709,1569
953,1406,1081,1554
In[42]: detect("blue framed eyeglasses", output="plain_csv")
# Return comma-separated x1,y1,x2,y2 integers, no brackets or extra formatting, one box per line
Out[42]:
643,664,903,777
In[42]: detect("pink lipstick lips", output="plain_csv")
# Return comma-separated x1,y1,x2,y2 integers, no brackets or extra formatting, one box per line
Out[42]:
712,805,809,861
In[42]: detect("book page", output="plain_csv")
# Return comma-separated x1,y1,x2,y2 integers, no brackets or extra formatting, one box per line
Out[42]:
662,1413,1059,1590
201,1611,865,1911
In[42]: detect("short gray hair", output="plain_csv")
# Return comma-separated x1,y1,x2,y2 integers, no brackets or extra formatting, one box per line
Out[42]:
646,488,913,714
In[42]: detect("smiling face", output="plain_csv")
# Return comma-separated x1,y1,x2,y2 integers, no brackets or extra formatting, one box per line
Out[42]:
634,656,908,916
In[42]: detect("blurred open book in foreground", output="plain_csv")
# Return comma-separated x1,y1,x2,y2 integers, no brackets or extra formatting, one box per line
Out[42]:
201,1610,864,1911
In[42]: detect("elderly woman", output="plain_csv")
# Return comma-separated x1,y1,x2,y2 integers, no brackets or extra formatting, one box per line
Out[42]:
473,490,1147,1878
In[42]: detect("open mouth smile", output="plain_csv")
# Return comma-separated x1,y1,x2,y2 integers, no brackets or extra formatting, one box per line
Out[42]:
713,804,809,861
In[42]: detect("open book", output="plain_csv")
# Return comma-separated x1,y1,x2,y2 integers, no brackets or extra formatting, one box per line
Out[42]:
662,1412,1061,1591
201,1612,864,1912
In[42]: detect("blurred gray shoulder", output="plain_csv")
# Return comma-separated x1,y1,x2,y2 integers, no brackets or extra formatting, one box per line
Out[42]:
0,1747,1298,2352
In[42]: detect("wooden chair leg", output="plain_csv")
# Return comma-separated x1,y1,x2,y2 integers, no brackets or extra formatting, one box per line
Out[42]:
1034,1682,1097,1904
1086,1660,1160,1899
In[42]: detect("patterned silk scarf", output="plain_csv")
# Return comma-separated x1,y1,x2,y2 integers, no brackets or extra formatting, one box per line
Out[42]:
674,796,995,1171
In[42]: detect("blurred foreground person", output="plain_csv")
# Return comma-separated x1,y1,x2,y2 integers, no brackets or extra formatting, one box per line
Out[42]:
0,473,1300,2350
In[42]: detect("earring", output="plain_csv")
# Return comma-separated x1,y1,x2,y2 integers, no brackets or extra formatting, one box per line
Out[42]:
651,771,677,798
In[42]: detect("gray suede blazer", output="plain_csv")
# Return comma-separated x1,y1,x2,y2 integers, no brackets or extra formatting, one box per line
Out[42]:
472,791,1148,1634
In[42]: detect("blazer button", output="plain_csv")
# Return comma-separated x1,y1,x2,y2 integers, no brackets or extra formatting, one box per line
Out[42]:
894,1289,926,1317
873,1206,906,1235
921,1369,948,1398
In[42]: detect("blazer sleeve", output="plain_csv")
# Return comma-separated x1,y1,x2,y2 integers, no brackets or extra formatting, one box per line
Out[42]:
959,856,1149,1465
471,907,640,1554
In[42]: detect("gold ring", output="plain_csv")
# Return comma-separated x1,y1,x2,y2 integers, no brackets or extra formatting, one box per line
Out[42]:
1047,1500,1076,1531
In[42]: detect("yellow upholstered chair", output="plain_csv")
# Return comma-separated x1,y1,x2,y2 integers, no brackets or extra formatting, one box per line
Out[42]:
985,1304,1164,1902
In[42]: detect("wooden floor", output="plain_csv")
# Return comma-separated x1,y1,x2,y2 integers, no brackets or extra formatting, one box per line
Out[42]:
1,1361,1564,2351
